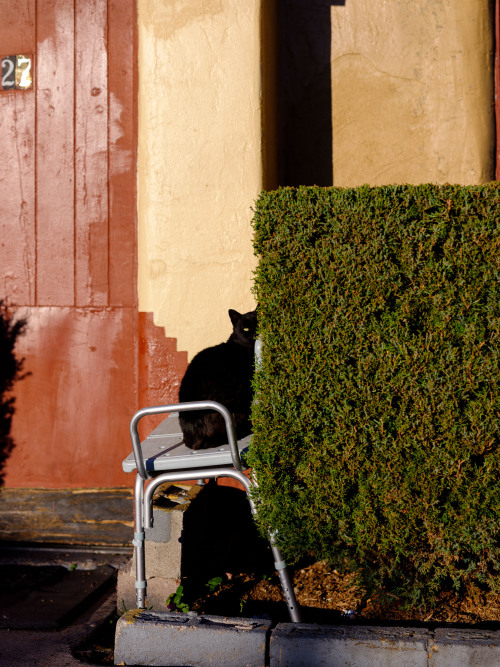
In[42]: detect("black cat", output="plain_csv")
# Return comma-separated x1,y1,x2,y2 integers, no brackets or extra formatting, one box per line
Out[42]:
178,309,257,450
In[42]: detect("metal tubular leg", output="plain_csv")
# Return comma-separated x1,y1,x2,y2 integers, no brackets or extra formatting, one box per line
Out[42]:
268,532,301,622
142,468,301,622
244,484,301,622
133,474,147,609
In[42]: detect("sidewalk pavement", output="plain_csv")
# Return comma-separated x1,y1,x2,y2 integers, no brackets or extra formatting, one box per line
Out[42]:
0,544,129,667
0,588,116,667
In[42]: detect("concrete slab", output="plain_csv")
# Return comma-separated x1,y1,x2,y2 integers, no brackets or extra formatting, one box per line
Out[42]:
0,584,117,667
269,623,430,666
0,563,116,629
114,609,272,666
429,627,500,666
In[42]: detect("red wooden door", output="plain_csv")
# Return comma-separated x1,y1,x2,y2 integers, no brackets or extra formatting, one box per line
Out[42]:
0,0,140,489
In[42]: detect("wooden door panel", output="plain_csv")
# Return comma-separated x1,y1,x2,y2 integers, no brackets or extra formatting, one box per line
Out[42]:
0,95,36,304
0,0,36,304
0,1,35,54
75,0,109,307
108,0,137,308
2,0,138,493
8,306,136,488
36,0,76,306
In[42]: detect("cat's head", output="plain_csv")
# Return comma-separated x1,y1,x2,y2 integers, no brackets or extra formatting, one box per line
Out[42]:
228,309,257,348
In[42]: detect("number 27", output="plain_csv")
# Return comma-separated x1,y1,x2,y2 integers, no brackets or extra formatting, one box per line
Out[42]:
1,55,32,90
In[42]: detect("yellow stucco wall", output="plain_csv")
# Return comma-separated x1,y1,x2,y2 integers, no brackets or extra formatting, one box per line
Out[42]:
137,0,260,359
138,0,494,360
331,0,495,186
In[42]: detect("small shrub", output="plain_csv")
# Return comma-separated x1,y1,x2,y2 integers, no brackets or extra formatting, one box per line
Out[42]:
0,301,27,483
250,184,500,607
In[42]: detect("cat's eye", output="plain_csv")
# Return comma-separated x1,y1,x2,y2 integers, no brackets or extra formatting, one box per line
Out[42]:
243,327,249,332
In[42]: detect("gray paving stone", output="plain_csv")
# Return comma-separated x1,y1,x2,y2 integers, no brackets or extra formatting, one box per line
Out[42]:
0,563,116,630
114,609,272,666
269,623,430,666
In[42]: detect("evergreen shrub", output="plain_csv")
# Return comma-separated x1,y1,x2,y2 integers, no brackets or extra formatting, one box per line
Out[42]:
249,184,500,606
0,301,26,483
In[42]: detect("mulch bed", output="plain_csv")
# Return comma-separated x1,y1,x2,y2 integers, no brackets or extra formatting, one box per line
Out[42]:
187,559,500,627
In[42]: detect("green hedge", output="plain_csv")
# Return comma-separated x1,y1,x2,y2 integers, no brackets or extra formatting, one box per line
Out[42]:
0,301,26,484
249,184,500,606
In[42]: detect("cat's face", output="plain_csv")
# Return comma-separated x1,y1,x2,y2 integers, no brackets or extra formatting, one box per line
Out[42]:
228,309,257,348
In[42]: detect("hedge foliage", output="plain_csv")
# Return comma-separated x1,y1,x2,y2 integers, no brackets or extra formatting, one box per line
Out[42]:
0,301,26,484
249,184,500,606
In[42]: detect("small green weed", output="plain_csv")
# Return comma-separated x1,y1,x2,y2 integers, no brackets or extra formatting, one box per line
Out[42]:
205,576,223,593
167,585,189,613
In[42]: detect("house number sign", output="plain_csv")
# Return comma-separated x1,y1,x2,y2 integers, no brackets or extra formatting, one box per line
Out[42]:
1,55,33,91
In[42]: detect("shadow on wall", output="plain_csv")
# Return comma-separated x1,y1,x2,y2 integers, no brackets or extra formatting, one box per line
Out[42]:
0,301,27,485
277,0,345,187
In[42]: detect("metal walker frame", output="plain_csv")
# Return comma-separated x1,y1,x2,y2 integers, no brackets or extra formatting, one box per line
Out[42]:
126,400,301,623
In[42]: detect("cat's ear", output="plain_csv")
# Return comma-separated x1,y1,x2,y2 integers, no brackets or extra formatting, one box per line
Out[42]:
228,309,241,326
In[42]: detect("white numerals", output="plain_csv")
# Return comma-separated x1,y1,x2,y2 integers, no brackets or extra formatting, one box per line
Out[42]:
1,58,15,89
17,56,32,89
1,55,33,91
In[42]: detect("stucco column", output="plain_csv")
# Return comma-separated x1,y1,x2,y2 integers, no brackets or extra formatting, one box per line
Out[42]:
137,1,261,360
331,0,495,186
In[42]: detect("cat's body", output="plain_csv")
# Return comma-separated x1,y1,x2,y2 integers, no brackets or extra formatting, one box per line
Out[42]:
178,309,257,450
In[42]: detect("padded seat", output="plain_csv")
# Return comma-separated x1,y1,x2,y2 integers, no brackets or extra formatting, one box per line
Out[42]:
122,411,251,474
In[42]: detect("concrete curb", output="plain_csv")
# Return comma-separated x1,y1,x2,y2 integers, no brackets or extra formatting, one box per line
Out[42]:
114,610,500,666
115,610,271,666
270,623,430,666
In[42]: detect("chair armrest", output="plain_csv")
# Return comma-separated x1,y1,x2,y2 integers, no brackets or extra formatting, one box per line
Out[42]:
129,401,242,479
